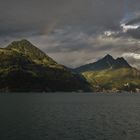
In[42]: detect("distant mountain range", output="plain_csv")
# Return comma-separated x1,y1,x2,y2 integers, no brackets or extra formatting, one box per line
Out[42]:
75,54,131,73
0,39,139,92
74,54,140,92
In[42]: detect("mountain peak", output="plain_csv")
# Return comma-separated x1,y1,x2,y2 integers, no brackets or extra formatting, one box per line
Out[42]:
104,54,114,59
116,57,126,61
75,54,132,73
7,39,37,50
17,39,31,43
115,57,131,68
6,39,57,66
16,39,34,46
6,39,47,58
102,54,114,62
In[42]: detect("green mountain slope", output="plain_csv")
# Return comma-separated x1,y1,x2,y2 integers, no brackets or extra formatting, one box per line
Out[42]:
82,68,140,92
6,39,63,68
0,40,90,92
75,54,140,92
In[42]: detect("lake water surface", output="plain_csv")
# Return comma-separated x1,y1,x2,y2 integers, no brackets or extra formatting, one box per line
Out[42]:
0,93,140,140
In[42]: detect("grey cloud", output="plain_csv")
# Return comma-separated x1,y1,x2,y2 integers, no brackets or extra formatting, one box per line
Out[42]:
0,0,124,36
0,0,140,69
26,27,140,68
123,56,140,69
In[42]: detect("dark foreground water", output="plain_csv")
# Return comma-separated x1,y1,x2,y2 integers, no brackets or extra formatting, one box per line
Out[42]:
0,93,140,140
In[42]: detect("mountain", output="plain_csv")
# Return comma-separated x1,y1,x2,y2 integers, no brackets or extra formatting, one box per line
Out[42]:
75,54,131,73
75,54,140,92
0,39,90,92
82,68,140,92
1,41,139,92
6,39,58,67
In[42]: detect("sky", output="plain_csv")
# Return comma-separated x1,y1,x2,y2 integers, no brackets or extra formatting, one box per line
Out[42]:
0,0,140,69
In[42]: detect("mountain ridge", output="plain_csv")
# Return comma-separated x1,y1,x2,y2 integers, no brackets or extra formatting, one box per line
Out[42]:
74,54,132,73
6,39,58,66
74,54,140,92
0,39,139,92
0,39,91,92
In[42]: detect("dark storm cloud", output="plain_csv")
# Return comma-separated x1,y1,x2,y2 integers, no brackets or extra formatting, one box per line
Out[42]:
126,17,140,25
0,0,140,68
0,0,124,36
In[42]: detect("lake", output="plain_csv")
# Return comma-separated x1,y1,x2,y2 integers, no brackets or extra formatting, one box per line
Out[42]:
0,93,140,140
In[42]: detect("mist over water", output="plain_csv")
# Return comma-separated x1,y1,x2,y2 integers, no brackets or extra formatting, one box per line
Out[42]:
0,93,140,140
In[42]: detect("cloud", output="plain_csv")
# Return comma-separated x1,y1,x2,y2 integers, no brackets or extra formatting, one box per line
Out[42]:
0,0,140,69
121,24,139,32
122,53,140,59
0,0,124,37
23,26,139,68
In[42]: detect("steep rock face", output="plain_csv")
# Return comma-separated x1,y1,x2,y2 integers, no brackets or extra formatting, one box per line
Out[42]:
0,40,90,92
75,54,131,73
